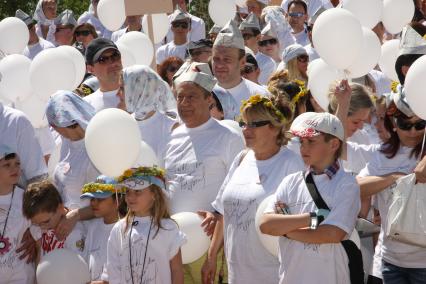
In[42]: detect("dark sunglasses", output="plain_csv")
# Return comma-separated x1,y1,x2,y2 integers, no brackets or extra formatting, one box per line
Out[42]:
395,117,426,131
167,65,180,73
243,33,255,40
96,51,121,64
297,55,309,63
172,21,189,29
241,65,256,75
258,38,278,47
239,120,270,128
75,30,91,37
288,12,304,18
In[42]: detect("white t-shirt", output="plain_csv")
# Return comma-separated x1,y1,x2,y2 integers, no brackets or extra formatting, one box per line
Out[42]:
213,79,270,110
281,0,333,17
165,14,206,43
358,146,426,268
292,30,310,47
212,148,304,284
34,126,56,156
255,52,277,86
165,118,244,213
304,43,319,62
53,138,99,209
0,187,34,284
106,216,186,284
23,37,55,60
137,111,176,167
344,141,380,175
78,12,113,39
85,218,116,282
83,89,119,113
0,104,47,185
156,41,188,65
266,168,360,284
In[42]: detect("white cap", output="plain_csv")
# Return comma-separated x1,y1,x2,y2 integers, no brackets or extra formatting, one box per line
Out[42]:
290,112,344,141
239,12,261,31
399,25,426,56
214,20,245,50
174,62,217,93
282,44,307,63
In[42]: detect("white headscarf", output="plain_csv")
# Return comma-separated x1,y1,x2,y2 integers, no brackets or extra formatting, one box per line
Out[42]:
122,65,177,120
33,0,57,42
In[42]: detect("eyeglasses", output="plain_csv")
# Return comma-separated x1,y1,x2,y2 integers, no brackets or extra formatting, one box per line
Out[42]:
172,21,189,29
288,12,305,18
258,38,278,47
75,30,91,37
166,65,179,73
394,117,426,131
297,55,309,63
96,50,121,64
239,120,270,128
243,33,255,40
241,65,257,74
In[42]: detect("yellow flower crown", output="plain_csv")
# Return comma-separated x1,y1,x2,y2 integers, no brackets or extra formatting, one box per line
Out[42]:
290,79,308,105
81,183,125,194
117,166,166,183
241,94,286,122
390,81,399,93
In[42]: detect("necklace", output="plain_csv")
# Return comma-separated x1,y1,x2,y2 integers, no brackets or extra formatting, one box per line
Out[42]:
0,188,14,255
129,216,153,284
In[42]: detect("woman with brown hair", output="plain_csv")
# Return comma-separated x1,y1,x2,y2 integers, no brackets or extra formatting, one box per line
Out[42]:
158,57,185,87
72,23,98,51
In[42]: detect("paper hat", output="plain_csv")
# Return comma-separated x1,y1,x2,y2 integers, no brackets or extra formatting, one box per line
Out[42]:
0,145,15,160
282,44,307,63
261,22,278,38
385,84,415,117
308,7,326,26
399,25,426,56
170,5,191,23
174,62,217,93
15,9,36,26
239,12,261,31
54,9,77,26
209,24,222,35
214,20,246,50
290,112,344,141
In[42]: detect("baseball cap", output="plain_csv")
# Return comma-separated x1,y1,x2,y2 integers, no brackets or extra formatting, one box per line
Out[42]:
85,38,119,64
188,39,213,51
117,166,167,192
81,175,123,199
289,112,344,141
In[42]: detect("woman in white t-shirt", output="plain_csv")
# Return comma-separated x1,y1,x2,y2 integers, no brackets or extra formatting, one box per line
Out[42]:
202,94,304,284
119,65,178,165
357,94,426,284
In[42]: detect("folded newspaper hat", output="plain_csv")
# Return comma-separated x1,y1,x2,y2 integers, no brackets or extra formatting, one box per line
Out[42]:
209,24,222,35
214,20,245,50
399,25,426,56
15,9,36,26
261,22,278,38
239,12,261,31
174,62,217,93
54,9,77,26
170,5,190,23
308,7,326,25
290,112,344,141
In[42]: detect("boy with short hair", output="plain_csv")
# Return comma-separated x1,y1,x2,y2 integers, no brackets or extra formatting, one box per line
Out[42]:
260,112,361,284
23,180,86,258
0,145,35,284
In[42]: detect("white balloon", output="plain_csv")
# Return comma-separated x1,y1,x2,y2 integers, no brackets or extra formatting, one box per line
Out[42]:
30,49,76,101
172,212,210,264
404,55,426,120
312,8,363,70
85,108,141,177
382,0,415,34
116,42,137,68
307,59,342,111
97,0,126,31
56,46,86,89
0,17,29,55
0,54,32,102
37,249,90,284
255,195,279,257
378,39,400,82
347,28,382,78
15,95,48,128
117,32,154,66
134,141,160,167
208,0,237,27
142,14,170,44
341,0,383,29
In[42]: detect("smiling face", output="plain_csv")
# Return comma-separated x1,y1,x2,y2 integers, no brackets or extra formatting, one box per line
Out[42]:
87,48,123,87
212,46,245,86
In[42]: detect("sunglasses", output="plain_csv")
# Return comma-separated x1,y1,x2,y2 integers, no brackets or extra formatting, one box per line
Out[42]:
96,51,121,64
75,30,91,37
239,120,270,128
241,65,256,74
288,12,305,18
243,33,255,40
172,21,189,29
297,55,309,63
394,117,426,131
258,38,278,47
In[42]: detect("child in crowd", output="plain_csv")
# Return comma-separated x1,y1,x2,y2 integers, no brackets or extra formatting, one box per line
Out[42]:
106,166,186,284
0,146,35,284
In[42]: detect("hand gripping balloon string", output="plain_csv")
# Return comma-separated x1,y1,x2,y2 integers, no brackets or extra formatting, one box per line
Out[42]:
338,70,352,91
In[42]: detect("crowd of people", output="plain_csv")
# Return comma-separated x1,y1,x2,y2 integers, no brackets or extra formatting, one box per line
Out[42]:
2,0,426,283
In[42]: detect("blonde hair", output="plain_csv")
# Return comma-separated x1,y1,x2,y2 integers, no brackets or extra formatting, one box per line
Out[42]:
286,58,308,82
268,69,290,93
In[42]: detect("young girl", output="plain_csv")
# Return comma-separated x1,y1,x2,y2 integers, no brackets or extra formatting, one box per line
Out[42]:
106,166,186,284
0,146,34,284
80,175,126,284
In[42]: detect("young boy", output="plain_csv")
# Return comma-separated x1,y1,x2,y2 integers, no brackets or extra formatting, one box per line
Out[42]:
0,145,35,284
260,112,360,284
22,180,86,259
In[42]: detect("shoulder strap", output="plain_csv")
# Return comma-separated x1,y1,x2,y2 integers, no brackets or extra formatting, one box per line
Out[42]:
304,172,330,210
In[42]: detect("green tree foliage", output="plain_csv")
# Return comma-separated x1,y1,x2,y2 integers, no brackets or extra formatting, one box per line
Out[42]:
188,0,213,31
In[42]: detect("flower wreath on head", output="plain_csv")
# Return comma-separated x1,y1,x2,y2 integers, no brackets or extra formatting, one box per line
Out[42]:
81,182,125,194
240,94,286,123
290,79,308,105
117,166,167,190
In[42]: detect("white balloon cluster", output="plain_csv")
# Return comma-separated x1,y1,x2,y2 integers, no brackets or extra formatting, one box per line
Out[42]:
208,0,237,27
117,31,154,68
404,55,426,120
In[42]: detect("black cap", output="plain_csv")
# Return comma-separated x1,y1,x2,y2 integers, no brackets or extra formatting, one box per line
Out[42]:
85,38,119,64
188,39,213,51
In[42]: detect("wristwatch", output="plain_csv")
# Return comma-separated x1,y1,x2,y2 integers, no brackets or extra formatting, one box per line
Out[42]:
309,212,318,230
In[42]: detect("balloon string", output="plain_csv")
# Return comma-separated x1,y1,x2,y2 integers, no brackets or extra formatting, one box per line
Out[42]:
419,126,426,162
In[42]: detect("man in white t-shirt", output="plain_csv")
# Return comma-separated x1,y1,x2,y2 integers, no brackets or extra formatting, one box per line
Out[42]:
156,6,190,65
78,0,112,39
212,20,269,111
110,15,143,42
16,9,55,60
83,38,123,112
260,112,361,284
286,0,310,46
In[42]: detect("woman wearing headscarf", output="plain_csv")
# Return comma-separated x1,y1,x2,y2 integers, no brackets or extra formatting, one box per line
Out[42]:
119,65,178,165
46,90,100,210
33,0,58,44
